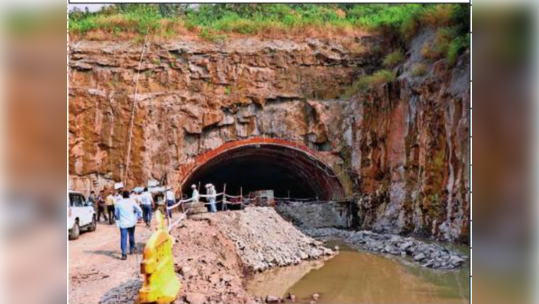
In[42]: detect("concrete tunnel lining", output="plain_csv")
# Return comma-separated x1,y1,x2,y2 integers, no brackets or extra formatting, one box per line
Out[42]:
180,142,345,200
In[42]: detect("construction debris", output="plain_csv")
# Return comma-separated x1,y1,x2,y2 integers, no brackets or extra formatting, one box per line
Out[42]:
168,207,333,304
205,207,335,272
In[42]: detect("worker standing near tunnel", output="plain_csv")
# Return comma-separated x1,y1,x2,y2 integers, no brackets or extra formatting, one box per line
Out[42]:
191,184,199,203
206,184,217,213
165,187,176,218
140,187,154,228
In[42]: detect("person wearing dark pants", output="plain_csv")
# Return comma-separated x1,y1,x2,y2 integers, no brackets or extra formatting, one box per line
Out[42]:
141,204,152,225
120,226,136,258
165,187,176,218
96,190,108,222
140,188,154,227
115,191,142,260
105,191,116,224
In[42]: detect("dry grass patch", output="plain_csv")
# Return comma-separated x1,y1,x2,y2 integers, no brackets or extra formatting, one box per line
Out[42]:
383,50,405,68
421,4,454,27
411,63,428,77
421,27,455,60
343,69,395,97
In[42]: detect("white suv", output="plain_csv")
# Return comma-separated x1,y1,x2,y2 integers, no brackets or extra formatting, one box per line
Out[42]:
68,190,97,240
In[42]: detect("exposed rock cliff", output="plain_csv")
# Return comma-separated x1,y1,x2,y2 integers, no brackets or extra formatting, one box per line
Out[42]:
69,36,381,190
69,31,469,242
349,30,470,242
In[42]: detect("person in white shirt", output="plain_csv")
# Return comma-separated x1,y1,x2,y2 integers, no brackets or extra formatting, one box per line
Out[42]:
165,187,176,218
115,191,142,260
114,191,123,205
140,188,154,227
130,190,142,205
206,184,217,213
191,184,199,203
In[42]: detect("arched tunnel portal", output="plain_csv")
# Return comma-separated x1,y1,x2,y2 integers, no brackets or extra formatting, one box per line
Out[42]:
179,138,345,200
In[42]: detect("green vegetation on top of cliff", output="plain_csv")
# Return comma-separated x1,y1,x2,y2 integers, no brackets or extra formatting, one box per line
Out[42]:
69,4,469,45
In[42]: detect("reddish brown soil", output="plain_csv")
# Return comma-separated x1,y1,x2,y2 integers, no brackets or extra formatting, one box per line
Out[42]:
69,217,258,304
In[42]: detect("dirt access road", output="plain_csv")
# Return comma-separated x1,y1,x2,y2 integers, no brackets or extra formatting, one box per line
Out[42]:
69,215,257,304
69,220,153,304
69,208,331,304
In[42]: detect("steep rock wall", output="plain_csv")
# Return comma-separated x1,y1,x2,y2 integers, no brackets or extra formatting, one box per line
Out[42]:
351,62,470,242
69,36,381,191
69,32,469,242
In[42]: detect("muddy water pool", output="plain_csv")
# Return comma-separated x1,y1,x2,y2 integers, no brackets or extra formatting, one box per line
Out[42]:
247,241,469,304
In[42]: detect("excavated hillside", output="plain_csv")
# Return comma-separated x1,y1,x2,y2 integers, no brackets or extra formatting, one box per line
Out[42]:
69,29,470,242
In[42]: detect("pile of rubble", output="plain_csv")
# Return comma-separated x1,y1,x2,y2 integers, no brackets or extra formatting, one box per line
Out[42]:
302,228,468,270
168,207,334,304
210,207,334,272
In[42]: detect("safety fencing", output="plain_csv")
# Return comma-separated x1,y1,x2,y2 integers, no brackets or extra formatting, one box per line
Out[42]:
165,193,223,232
164,190,330,232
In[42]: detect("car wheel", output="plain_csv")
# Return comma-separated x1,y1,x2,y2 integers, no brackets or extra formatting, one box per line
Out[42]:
88,216,97,232
70,221,80,240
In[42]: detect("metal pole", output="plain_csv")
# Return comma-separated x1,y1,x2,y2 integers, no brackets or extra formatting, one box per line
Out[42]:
165,190,170,229
179,181,185,213
240,187,243,210
222,184,227,211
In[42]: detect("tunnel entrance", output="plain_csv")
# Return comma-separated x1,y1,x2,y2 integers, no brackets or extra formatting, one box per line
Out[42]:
180,139,344,201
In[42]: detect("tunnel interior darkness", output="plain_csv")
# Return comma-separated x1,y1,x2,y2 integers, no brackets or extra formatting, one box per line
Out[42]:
181,144,344,200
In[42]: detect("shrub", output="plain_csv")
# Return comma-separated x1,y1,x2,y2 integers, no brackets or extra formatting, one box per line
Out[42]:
421,4,454,27
447,34,470,66
364,69,396,86
69,3,469,46
198,28,227,43
399,16,419,41
411,63,428,77
421,27,455,60
343,69,395,97
383,50,405,68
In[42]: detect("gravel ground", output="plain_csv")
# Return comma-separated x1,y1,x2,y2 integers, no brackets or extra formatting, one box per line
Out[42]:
69,221,153,304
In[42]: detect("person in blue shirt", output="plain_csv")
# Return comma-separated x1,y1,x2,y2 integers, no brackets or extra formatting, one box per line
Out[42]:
115,190,143,260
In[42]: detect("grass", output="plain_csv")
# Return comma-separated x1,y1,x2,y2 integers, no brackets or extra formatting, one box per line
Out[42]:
447,34,470,66
421,26,470,65
383,50,404,68
69,4,470,70
343,69,395,97
69,4,469,43
411,63,428,77
421,27,454,59
361,70,395,87
198,28,227,42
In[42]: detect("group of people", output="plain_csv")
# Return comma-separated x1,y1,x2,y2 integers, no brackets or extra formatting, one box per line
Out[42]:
87,190,117,225
86,183,218,260
87,187,158,260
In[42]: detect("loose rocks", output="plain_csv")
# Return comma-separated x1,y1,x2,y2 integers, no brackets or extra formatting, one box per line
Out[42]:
302,228,468,270
208,207,335,272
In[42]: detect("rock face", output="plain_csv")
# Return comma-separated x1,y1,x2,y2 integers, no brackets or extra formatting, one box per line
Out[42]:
69,31,469,243
69,36,380,191
350,38,471,242
276,201,353,229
